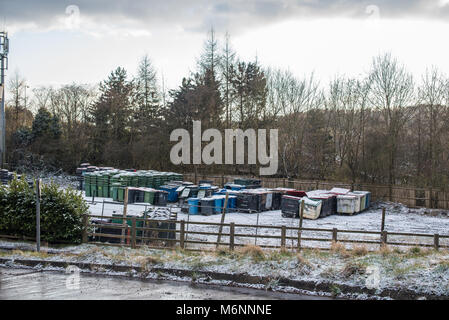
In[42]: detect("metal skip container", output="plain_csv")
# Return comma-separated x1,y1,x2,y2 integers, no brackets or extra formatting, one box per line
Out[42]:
336,194,358,215
352,191,371,211
302,197,323,220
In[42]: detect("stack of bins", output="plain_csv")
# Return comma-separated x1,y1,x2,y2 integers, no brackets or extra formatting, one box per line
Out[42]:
187,198,200,215
138,173,147,187
271,191,283,210
105,172,113,197
118,187,125,202
200,197,215,216
110,173,122,200
84,172,92,197
111,183,121,201
227,195,237,211
154,190,168,206
159,184,179,202
213,195,226,214
119,173,131,188
99,172,110,197
281,195,302,218
143,188,156,204
90,174,98,197
242,190,266,213
144,174,152,188
96,173,103,198
236,193,253,212
153,174,161,189
127,187,139,204
131,174,139,187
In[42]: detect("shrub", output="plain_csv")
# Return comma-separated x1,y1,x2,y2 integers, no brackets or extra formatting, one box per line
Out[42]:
409,246,422,256
0,175,88,243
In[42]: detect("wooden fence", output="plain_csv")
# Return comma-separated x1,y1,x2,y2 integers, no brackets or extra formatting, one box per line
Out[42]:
183,173,449,210
84,214,449,252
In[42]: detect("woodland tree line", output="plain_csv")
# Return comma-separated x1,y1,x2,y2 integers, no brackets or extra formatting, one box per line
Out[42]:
4,30,449,189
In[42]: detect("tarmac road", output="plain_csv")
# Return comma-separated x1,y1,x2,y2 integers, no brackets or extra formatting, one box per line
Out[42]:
0,267,331,300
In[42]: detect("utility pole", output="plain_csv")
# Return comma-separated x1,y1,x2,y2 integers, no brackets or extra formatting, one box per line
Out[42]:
0,31,9,168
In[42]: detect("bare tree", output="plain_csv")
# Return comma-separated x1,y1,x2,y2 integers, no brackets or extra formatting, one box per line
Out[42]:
368,53,415,187
417,67,448,188
267,69,321,177
7,70,27,131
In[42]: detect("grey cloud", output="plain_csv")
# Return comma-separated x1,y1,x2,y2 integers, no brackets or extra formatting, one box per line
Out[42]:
1,0,448,35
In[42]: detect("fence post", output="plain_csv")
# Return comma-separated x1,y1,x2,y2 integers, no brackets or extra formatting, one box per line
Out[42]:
381,231,388,246
216,192,229,247
429,188,433,209
35,179,41,252
180,220,185,249
131,216,137,249
434,234,440,251
82,214,88,243
281,226,286,250
121,187,129,245
297,199,304,252
381,208,386,232
230,222,235,251
332,228,338,242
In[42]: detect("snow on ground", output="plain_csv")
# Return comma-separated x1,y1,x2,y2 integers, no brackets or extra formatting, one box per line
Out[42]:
84,194,449,251
1,240,449,298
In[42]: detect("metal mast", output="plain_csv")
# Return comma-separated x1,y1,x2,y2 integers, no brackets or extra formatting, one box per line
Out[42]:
0,31,9,168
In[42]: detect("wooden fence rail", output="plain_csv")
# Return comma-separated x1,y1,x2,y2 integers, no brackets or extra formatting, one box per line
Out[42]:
84,214,449,252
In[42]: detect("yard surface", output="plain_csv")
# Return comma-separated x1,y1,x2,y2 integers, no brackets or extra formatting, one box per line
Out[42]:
86,194,449,250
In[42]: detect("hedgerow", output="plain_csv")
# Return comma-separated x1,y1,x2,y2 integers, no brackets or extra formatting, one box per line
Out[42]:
0,175,88,243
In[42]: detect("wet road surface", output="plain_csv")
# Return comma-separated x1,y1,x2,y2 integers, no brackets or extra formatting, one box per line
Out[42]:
0,267,330,300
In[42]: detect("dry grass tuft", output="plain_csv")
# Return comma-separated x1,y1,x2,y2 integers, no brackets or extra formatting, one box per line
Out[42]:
297,254,312,268
12,249,25,255
238,244,265,261
330,241,350,258
379,245,392,256
351,245,369,256
134,255,161,270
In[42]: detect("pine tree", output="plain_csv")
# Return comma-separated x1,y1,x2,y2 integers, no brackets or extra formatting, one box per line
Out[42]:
89,67,134,165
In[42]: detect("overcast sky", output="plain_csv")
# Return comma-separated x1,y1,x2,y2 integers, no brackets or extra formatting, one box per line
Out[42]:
1,0,449,93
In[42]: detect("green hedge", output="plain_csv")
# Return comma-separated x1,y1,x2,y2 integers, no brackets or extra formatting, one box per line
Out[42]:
0,175,89,244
